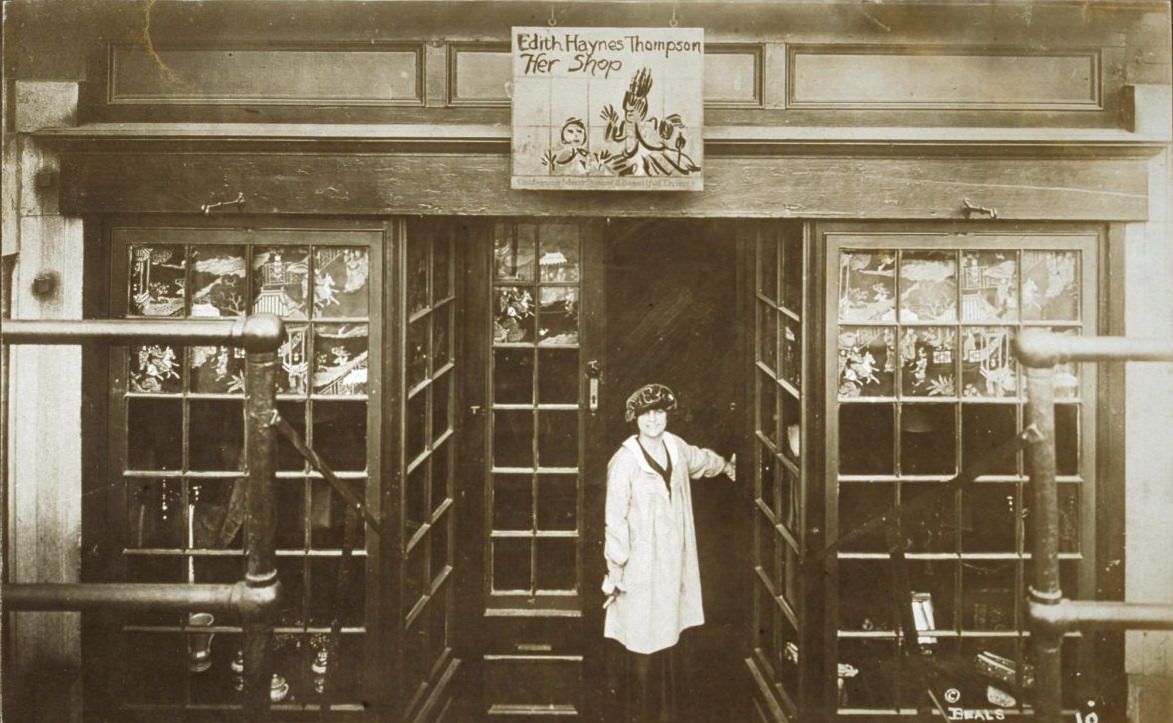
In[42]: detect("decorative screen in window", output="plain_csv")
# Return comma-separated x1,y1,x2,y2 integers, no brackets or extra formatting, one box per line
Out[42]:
116,228,379,716
830,236,1092,717
489,222,582,601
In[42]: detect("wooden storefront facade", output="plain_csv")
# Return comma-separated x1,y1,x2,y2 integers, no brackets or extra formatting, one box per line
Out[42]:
3,2,1171,722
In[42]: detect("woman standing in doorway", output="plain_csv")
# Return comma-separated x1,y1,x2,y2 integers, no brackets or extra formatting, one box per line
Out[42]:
603,383,736,722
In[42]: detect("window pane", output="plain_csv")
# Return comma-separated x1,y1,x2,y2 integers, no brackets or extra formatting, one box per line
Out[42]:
189,345,246,394
962,404,1018,475
899,327,956,398
494,348,534,404
433,303,451,370
839,250,896,322
406,392,427,463
129,344,182,394
432,373,452,441
407,235,429,316
838,326,895,398
758,443,777,517
494,411,534,468
839,404,894,475
310,479,364,549
493,474,533,531
433,233,452,302
757,235,777,301
127,398,182,470
962,251,1018,321
538,410,578,468
252,246,309,319
778,462,799,532
1022,251,1079,321
1055,403,1080,476
838,639,897,710
407,317,430,388
432,441,452,514
837,482,893,552
781,317,801,390
125,478,184,548
900,250,956,322
901,482,956,553
781,232,803,313
431,512,451,579
309,558,364,626
313,400,368,472
123,633,184,704
495,223,536,282
313,247,370,318
538,286,578,345
495,286,536,344
780,393,801,461
961,326,1016,398
1050,328,1081,400
535,537,576,590
189,400,244,470
406,460,428,533
962,483,1019,553
537,474,577,531
192,506,246,557
493,538,532,592
313,324,369,396
274,479,307,549
128,244,185,317
758,303,777,371
538,224,580,282
277,326,309,395
962,561,1017,631
900,404,955,475
190,245,247,317
758,370,777,440
275,401,307,471
538,348,579,404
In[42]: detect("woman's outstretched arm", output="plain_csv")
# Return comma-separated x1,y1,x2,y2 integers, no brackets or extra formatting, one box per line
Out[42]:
681,440,736,481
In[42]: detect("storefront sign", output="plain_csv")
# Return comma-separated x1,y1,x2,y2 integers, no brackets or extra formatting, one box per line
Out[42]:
511,26,704,191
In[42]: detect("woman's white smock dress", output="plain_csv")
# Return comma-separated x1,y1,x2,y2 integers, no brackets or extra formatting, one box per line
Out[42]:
603,431,729,655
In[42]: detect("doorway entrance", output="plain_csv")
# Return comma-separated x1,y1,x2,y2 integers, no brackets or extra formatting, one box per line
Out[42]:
601,220,750,721
456,218,751,721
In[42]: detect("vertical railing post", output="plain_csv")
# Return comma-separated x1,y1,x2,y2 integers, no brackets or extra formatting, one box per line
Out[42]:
1024,361,1063,723
241,315,283,722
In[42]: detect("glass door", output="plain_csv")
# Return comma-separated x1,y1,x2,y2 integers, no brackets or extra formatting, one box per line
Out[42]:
461,220,604,719
748,222,811,722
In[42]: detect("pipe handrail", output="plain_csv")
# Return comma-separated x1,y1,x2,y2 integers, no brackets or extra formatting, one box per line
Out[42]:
2,313,283,721
1015,329,1173,368
0,316,283,353
1017,330,1173,723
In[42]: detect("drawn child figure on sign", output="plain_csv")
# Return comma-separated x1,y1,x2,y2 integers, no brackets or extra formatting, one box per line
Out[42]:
542,117,591,175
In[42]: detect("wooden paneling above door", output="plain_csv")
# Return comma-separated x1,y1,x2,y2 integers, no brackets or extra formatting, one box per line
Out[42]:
57,150,1150,221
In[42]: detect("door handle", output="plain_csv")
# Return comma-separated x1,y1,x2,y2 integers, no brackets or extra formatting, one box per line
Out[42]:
586,360,602,414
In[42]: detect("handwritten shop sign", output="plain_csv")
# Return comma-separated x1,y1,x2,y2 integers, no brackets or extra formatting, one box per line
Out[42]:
511,27,704,191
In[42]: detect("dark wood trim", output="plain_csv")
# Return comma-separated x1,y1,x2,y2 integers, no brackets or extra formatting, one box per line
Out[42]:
58,153,1151,221
1095,222,1128,717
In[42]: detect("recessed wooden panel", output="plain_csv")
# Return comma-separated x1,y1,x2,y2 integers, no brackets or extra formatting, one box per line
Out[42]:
449,44,512,105
483,655,582,710
789,46,1101,110
705,46,761,106
109,45,423,105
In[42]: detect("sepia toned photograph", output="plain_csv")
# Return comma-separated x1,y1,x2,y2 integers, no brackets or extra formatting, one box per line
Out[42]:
1,1,1171,721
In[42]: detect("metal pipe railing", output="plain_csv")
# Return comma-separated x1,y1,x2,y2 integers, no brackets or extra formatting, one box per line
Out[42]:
1,313,283,722
1015,328,1173,723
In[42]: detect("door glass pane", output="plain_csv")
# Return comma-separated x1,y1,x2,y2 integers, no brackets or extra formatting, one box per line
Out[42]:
538,349,579,403
494,411,534,468
493,538,532,591
495,223,536,282
128,244,186,317
538,287,578,345
537,474,577,531
538,224,580,282
538,410,578,468
495,287,536,343
314,247,370,318
493,474,533,531
494,348,534,404
190,245,247,317
535,538,576,590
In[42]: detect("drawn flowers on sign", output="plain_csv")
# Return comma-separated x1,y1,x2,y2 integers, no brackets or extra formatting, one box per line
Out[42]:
541,68,700,178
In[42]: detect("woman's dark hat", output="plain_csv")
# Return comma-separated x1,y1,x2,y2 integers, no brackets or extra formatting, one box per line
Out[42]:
625,383,678,423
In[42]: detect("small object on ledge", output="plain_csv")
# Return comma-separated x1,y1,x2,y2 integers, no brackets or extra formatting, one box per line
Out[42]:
185,611,216,673
230,649,245,692
975,650,1035,689
961,198,999,220
270,673,290,703
311,649,329,676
